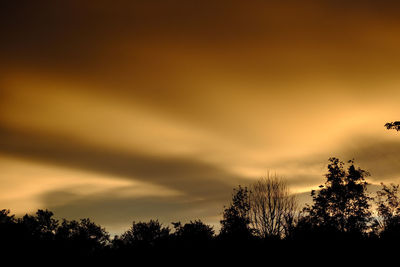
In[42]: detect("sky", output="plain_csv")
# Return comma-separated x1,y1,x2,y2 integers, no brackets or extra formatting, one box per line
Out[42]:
1,0,400,234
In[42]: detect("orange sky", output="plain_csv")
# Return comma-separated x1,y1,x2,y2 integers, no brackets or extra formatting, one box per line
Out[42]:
1,0,400,233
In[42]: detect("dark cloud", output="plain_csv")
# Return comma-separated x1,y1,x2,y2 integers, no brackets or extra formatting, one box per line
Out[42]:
0,126,248,200
2,0,400,129
2,0,400,71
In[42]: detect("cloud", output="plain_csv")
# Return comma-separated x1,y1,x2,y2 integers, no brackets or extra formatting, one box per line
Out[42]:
0,125,248,232
0,126,247,200
3,0,400,83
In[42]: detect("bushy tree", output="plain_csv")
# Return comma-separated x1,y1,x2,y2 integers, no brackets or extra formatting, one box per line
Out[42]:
56,218,110,251
219,186,252,239
172,220,214,246
116,220,170,248
19,209,59,241
302,158,372,236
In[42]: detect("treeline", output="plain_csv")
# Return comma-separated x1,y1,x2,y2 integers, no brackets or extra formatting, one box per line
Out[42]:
1,157,400,262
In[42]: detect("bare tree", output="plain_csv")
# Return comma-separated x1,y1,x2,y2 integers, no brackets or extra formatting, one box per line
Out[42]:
249,174,298,239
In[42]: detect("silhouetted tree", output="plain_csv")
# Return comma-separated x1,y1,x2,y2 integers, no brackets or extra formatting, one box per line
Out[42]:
116,220,170,249
56,218,110,252
0,209,17,245
19,209,59,241
172,220,214,247
0,209,15,224
249,175,298,239
219,186,253,239
374,183,400,239
302,158,372,237
385,121,400,131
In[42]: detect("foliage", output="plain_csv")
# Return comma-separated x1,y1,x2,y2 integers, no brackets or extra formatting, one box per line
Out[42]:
219,186,253,239
116,220,170,248
303,158,372,235
56,218,110,250
172,220,214,246
374,183,400,239
384,121,400,131
19,209,59,240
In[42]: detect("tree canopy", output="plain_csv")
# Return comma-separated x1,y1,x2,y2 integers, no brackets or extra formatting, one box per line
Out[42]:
385,121,400,131
302,158,371,237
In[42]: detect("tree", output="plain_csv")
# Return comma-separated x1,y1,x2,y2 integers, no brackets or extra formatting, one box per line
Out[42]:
20,209,59,241
219,186,252,239
172,220,214,246
56,218,110,251
385,121,400,131
0,209,17,246
374,183,400,239
116,220,170,248
0,209,15,224
303,158,372,236
249,175,298,239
